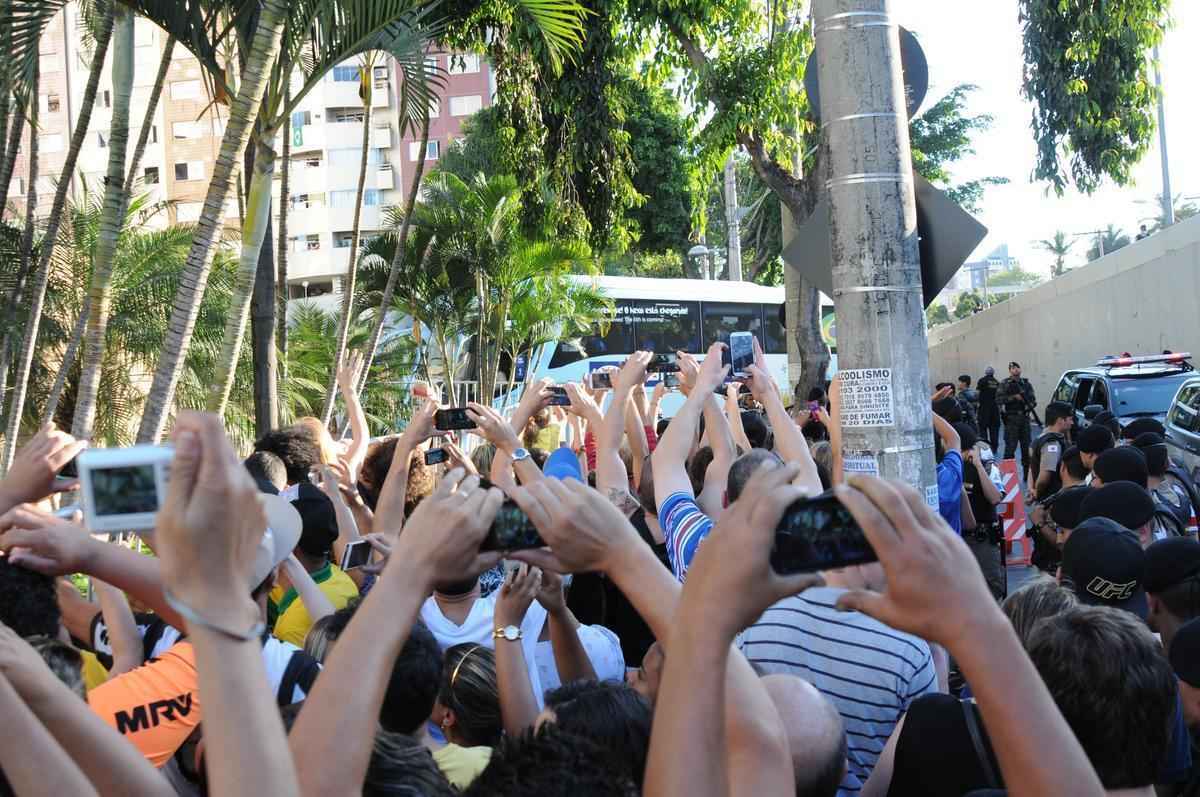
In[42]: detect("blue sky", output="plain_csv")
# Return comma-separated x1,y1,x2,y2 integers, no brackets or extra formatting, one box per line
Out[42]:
901,1,1197,273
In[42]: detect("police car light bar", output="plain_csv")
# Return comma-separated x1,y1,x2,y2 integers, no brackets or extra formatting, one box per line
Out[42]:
1096,352,1192,368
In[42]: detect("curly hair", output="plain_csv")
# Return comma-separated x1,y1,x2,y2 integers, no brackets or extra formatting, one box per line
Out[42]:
359,440,436,515
254,426,322,485
543,680,652,787
463,726,638,797
0,559,60,638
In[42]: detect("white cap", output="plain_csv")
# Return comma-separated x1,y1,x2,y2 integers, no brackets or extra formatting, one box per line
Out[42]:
251,493,302,587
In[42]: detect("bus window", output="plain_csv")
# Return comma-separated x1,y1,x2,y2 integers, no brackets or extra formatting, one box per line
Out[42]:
632,300,700,353
762,303,786,354
702,302,763,348
548,340,587,369
574,307,636,360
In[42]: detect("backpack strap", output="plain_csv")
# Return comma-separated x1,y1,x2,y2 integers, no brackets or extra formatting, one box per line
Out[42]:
962,699,1001,789
276,651,322,706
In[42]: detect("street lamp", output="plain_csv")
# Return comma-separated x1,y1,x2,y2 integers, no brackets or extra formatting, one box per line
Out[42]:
301,280,309,299
688,244,718,280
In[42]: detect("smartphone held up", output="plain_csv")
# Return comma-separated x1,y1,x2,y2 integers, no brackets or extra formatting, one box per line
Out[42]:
434,408,476,432
770,490,876,575
480,500,545,552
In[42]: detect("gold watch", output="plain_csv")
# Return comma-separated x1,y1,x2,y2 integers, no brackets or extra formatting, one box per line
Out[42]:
493,625,522,642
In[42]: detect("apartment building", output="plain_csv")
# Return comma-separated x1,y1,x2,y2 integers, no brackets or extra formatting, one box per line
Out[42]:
278,50,495,301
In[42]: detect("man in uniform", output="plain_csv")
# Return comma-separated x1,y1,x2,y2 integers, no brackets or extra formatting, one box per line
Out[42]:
1000,361,1036,467
977,366,1001,451
1027,401,1074,573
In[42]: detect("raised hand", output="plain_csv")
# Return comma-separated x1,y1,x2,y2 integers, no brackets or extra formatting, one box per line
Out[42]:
0,505,94,575
564,382,602,425
466,402,521,453
403,398,441,443
833,476,996,645
535,569,568,615
0,425,87,512
494,564,543,629
695,341,730,395
616,351,652,394
442,440,479,476
676,351,701,396
336,350,364,393
507,478,640,574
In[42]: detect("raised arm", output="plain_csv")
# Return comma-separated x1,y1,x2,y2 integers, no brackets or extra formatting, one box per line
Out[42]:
288,469,502,797
0,622,173,796
469,402,543,487
536,570,596,684
493,565,543,736
726,384,752,453
932,411,961,454
336,351,371,474
745,338,821,492
597,357,649,498
0,673,98,797
319,464,363,579
835,477,1104,797
94,579,144,675
280,555,336,623
374,398,438,537
652,343,728,507
698,391,737,518
0,424,88,516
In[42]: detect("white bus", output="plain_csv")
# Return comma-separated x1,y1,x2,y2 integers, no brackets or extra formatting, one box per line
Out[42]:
510,276,836,417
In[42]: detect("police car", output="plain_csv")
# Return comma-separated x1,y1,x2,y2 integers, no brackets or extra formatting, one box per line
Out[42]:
1165,374,1200,484
1051,352,1195,431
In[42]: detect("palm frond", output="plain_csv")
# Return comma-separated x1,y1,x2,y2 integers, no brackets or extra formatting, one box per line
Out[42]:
513,0,588,74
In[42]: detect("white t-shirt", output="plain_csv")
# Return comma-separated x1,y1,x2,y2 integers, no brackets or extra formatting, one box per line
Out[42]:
534,624,626,693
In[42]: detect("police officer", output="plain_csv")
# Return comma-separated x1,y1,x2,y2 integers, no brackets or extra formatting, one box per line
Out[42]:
1029,401,1074,500
1000,361,1036,466
977,366,1001,451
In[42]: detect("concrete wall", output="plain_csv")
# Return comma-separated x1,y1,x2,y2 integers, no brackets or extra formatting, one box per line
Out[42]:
928,215,1200,405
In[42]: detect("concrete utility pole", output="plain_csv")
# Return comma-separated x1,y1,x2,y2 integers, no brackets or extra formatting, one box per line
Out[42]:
812,0,937,500
724,152,743,281
1152,45,1174,227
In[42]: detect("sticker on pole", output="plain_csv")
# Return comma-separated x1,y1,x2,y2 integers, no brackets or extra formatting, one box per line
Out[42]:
843,452,879,479
924,484,939,509
838,368,895,428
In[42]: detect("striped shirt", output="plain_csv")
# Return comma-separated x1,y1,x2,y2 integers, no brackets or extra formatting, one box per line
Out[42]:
660,491,714,582
737,587,938,796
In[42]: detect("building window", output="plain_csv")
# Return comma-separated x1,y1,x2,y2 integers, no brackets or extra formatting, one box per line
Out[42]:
332,65,359,82
40,134,64,153
428,98,440,118
304,234,321,250
174,161,205,181
40,94,61,114
101,90,112,108
427,140,439,160
424,55,439,73
332,110,365,123
173,120,205,139
334,232,355,248
449,95,482,117
409,140,439,162
171,79,202,100
96,130,109,148
177,202,203,222
144,166,159,185
449,53,480,75
291,110,312,127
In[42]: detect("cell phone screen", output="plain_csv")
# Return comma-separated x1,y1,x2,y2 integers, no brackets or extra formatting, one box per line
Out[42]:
770,492,876,575
588,371,613,390
434,408,476,431
425,448,448,466
547,386,572,406
341,540,372,571
663,373,681,389
91,465,160,516
58,456,79,480
730,333,754,375
480,501,546,552
649,352,679,373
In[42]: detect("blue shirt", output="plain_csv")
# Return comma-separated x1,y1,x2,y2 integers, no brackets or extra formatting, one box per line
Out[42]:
937,449,964,534
660,492,714,582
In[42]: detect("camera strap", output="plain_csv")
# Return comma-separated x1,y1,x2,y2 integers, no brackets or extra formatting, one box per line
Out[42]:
962,699,1000,789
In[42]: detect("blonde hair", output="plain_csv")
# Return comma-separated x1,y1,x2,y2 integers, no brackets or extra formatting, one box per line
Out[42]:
1002,573,1079,649
296,416,339,465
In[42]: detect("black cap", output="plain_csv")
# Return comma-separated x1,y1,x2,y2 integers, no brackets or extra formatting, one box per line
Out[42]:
1077,424,1116,455
1049,485,1092,529
1061,517,1147,618
953,422,978,451
1131,432,1169,475
1009,361,1021,369
1124,417,1167,440
1144,537,1200,594
1169,619,1200,687
1079,481,1156,529
1093,446,1149,488
290,482,338,558
253,477,280,496
933,397,961,422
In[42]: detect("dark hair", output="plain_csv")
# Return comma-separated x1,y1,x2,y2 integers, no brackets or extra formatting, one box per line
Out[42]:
727,449,784,504
807,387,827,403
244,450,288,490
655,418,670,439
1044,401,1073,428
26,635,85,699
688,446,715,496
463,726,638,797
935,382,955,392
637,455,658,516
0,559,60,638
438,644,502,747
958,375,972,387
528,448,550,472
254,427,321,485
544,680,652,787
741,411,771,450
359,440,435,515
1025,606,1176,789
1151,579,1200,622
1061,446,1087,481
364,732,456,797
380,620,443,735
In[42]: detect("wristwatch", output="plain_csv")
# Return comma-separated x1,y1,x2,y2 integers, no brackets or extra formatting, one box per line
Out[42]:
493,625,522,642
511,447,531,463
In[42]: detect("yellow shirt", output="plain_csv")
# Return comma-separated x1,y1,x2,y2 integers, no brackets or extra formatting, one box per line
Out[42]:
80,650,109,692
268,563,359,647
432,744,492,789
532,424,562,452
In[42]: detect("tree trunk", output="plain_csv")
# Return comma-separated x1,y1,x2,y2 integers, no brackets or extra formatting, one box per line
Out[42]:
250,206,278,435
355,115,430,395
124,35,174,193
319,83,374,424
43,298,89,426
136,0,288,444
2,6,114,470
276,88,291,395
0,87,24,215
72,6,134,441
206,135,274,416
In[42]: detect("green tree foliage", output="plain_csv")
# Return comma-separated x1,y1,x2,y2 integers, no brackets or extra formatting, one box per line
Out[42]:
1086,224,1131,262
1140,193,1199,232
987,267,1043,288
1019,0,1169,194
1037,230,1075,277
954,291,984,320
908,84,1009,213
926,303,952,328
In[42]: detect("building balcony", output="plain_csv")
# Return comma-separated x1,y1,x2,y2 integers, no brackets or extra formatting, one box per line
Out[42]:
286,245,351,281
327,204,381,232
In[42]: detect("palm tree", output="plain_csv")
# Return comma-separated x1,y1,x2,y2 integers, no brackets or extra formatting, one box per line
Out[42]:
1140,192,1200,232
1086,224,1131,262
1036,230,1074,277
0,1,116,472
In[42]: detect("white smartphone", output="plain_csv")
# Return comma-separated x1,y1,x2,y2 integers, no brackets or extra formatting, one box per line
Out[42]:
340,539,372,571
729,331,755,376
78,445,174,534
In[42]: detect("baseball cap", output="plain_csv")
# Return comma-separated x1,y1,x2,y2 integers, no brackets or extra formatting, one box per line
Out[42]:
953,422,978,451
1076,424,1116,455
1169,618,1200,687
1009,361,1021,369
1093,446,1149,488
1061,517,1147,618
1048,485,1091,530
1123,417,1167,441
984,366,995,376
544,446,583,482
1078,481,1156,530
1143,537,1200,594
290,482,339,558
251,493,303,587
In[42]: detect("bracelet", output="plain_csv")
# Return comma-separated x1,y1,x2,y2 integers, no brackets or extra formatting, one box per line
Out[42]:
162,588,265,642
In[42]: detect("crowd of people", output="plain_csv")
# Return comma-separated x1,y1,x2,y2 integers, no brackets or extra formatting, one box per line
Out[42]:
0,340,1195,797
